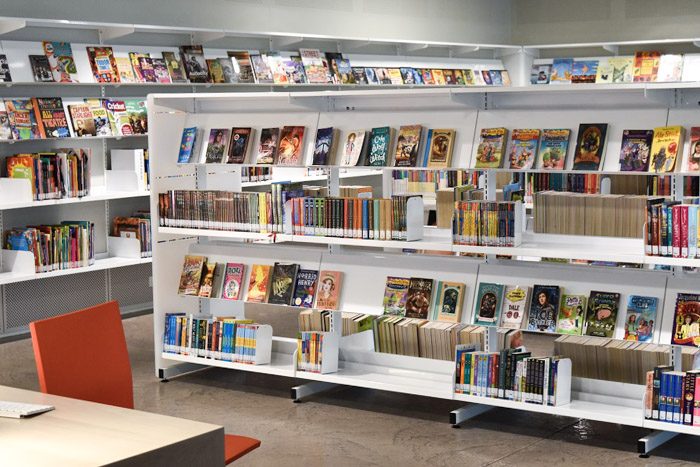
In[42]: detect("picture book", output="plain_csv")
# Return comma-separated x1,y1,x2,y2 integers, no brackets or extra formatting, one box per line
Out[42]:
536,129,570,169
433,281,465,322
624,295,658,342
86,47,120,83
162,51,188,83
227,128,253,164
177,127,198,163
405,277,434,319
572,123,608,171
221,263,245,300
365,67,379,84
137,57,156,82
6,99,40,140
686,127,700,172
250,53,274,84
634,51,661,82
595,59,613,84
179,45,209,83
339,130,367,166
508,129,540,169
367,126,393,167
571,60,598,84
671,293,700,347
42,42,77,82
206,58,226,83
115,57,136,83
227,51,255,83
400,67,415,84
443,69,456,85
619,129,653,172
268,263,300,306
556,294,587,335
0,54,11,82
68,104,96,137
530,64,551,84
608,56,634,83
178,255,206,295
277,126,306,166
32,97,70,138
473,282,504,326
312,127,337,165
475,127,507,168
427,129,456,168
29,55,53,82
128,52,148,82
500,285,530,329
105,98,133,136
292,269,318,308
203,129,230,163
656,54,683,82
197,262,217,298
584,291,621,338
394,125,423,167
649,126,683,173
246,264,272,303
315,271,342,310
383,276,410,316
256,128,280,164
550,58,573,84
152,58,172,83
351,67,368,84
527,285,560,333
299,49,328,84
283,55,307,84
0,102,11,139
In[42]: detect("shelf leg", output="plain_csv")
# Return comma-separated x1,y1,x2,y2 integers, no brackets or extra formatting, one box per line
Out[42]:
290,381,338,402
157,362,209,381
637,430,678,457
449,403,493,428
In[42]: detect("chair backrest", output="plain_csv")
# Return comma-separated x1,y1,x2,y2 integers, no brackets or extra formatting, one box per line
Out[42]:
30,301,134,409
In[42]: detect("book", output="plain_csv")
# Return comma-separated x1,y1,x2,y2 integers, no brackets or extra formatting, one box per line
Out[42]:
556,294,587,335
138,57,157,83
649,126,684,173
387,68,403,85
114,57,136,83
315,271,342,310
530,64,551,84
608,56,634,83
634,51,661,82
221,263,245,300
206,58,226,83
277,126,306,166
324,52,344,83
489,70,503,86
256,128,280,164
433,281,465,322
128,52,148,82
508,129,540,169
400,67,416,84
463,69,477,86
124,99,147,134
619,129,654,172
427,129,456,168
421,69,434,85
178,255,206,295
227,128,253,164
29,55,53,82
339,130,367,166
375,68,392,84
268,263,300,306
152,58,172,83
250,53,273,83
227,51,255,83
682,54,700,82
86,47,120,83
686,127,700,172
292,269,319,307
298,49,328,84
405,278,434,319
365,67,379,85
41,42,77,82
197,262,217,298
480,70,493,85
550,58,573,84
473,283,504,326
383,276,410,316
536,129,570,170
434,69,448,85
571,60,598,84
67,104,96,137
336,57,355,84
584,291,621,338
283,55,307,84
179,45,209,83
351,67,368,84
0,55,11,82
595,59,613,84
672,293,700,347
209,262,226,299
312,127,337,166
203,129,231,163
32,97,70,138
6,99,40,140
500,285,530,329
657,54,683,82
527,285,560,332
85,99,112,136
105,99,133,136
394,125,423,167
572,123,608,171
367,126,393,167
475,128,507,168
0,102,11,139
216,57,235,83
246,264,272,303
162,51,188,83
624,295,658,342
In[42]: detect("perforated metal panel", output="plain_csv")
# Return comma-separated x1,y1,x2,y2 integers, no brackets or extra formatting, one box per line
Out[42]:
109,263,153,311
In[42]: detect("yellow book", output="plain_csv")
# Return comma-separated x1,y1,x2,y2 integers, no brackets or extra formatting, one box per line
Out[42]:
649,126,684,173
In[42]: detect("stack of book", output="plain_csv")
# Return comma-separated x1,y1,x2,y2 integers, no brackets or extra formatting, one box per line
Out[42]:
5,149,90,200
111,213,152,257
645,199,700,258
645,366,700,426
452,200,522,247
298,309,373,336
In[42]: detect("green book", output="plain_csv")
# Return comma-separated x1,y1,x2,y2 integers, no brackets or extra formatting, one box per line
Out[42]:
367,126,392,167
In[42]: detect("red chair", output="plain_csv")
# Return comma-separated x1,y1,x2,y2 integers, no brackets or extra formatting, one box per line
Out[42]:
30,301,260,464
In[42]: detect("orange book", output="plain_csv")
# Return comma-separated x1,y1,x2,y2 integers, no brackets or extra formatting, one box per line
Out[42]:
246,264,272,303
314,270,342,310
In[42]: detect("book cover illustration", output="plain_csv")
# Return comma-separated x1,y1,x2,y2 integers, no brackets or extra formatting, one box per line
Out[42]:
427,129,456,168
619,129,653,172
383,276,410,316
206,58,226,83
250,53,274,83
68,104,96,137
283,55,307,84
584,291,621,338
394,125,423,167
312,127,336,165
42,42,77,82
421,69,434,85
443,69,456,85
124,99,147,134
487,70,502,86
385,68,402,85
624,295,658,342
227,51,255,83
368,126,392,167
221,263,245,300
405,277,434,319
508,129,540,169
324,52,343,83
336,57,355,84
657,54,683,82
266,54,288,84
179,45,209,83
203,128,230,163
34,97,70,138
400,68,415,84
178,255,206,296
162,51,188,83
571,60,598,84
595,59,613,84
85,99,112,136
480,70,492,85
412,69,424,84
152,58,172,83
115,57,136,83
126,52,146,82
209,262,226,299
0,54,12,82
315,271,342,310
197,262,217,298
292,269,319,308
104,99,132,136
572,123,608,171
434,281,465,323
672,293,700,347
454,69,466,85
29,55,54,82
527,285,560,332
138,57,157,83
536,129,570,170
634,51,661,82
351,67,368,84
682,54,700,82
0,102,11,139
256,128,280,164
299,48,328,84
649,126,683,173
500,285,530,329
246,264,272,303
556,294,587,335
550,58,573,84
530,64,551,84
473,282,504,326
218,58,235,83
608,56,634,83
375,68,392,84
227,128,252,164
268,263,300,305
462,69,476,86
6,99,40,140
475,127,507,168
686,127,700,171
277,126,306,166
86,47,120,83
340,130,366,166
365,67,379,84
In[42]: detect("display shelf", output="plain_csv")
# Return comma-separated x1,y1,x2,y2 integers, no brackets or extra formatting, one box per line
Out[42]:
643,420,700,436
0,134,147,144
240,168,382,187
0,189,150,210
161,350,295,378
158,227,293,243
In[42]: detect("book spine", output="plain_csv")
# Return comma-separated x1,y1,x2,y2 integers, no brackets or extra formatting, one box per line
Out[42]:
659,372,668,421
645,371,654,419
683,373,695,425
694,376,700,427
681,205,689,258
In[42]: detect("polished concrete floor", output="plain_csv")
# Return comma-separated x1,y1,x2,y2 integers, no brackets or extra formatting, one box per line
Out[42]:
1,313,698,466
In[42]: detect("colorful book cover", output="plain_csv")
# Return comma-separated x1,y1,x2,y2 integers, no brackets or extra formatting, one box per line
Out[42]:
584,291,621,338
42,42,77,82
368,126,392,167
454,69,466,85
462,69,476,86
314,271,342,310
480,70,492,85
137,57,157,82
203,128,230,163
246,264,272,303
129,52,148,82
657,54,683,82
162,51,188,83
412,69,424,85
508,129,540,169
634,51,661,82
432,69,446,85
536,129,570,170
292,269,319,308
489,70,503,86
530,64,551,84
473,282,504,326
527,285,560,332
105,99,133,136
312,127,335,166
608,56,634,83
556,294,587,335
427,129,456,168
400,67,415,84
550,58,573,84
624,295,658,342
178,255,206,295
268,54,290,84
209,262,226,299
152,58,172,83
336,58,355,84
33,97,70,138
672,293,700,347
375,68,392,84
0,54,11,82
649,126,683,173
421,69,434,85
256,128,280,164
250,53,273,84
218,58,234,83
0,102,12,139
29,55,54,82
475,127,507,168
6,99,40,140
443,69,456,85
221,263,245,300
686,127,700,172
227,128,252,164
115,57,136,83
572,123,608,171
299,48,329,84
6,155,34,181
227,51,255,83
85,100,112,136
394,125,423,167
383,276,410,316
595,59,613,84
283,55,307,84
340,130,366,166
324,52,343,83
434,281,465,323
351,67,368,84
277,126,306,166
365,67,379,84
68,104,96,137
86,46,120,83
197,262,217,298
682,54,700,82
178,127,198,163
500,285,530,329
405,277,434,319
571,60,598,84
179,45,209,83
124,99,147,134
619,129,654,172
268,263,300,306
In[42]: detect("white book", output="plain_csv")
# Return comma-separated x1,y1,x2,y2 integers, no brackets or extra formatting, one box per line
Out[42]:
682,54,700,82
656,54,683,82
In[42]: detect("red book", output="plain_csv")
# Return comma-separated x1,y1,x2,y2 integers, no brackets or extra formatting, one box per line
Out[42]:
681,205,689,258
694,375,700,426
672,205,681,258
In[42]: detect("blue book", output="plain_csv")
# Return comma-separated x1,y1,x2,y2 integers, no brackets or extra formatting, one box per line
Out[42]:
362,199,369,239
672,373,683,424
659,372,669,421
421,129,433,167
689,206,698,258
177,127,198,163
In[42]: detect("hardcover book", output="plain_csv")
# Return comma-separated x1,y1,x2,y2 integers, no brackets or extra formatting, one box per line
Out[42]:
434,281,465,323
221,263,245,300
152,58,172,83
584,291,621,338
624,295,658,342
530,64,551,84
427,129,456,168
671,293,700,347
203,128,230,163
339,130,367,166
556,294,587,335
619,129,654,172
292,269,319,308
537,129,570,169
572,123,608,171
68,104,96,137
178,255,206,295
277,126,306,166
571,60,598,84
250,53,274,83
367,126,393,167
42,42,77,82
227,128,253,164
686,127,700,172
256,128,280,164
227,51,255,83
473,282,504,326
29,55,54,82
394,125,423,167
550,58,573,84
649,126,683,173
268,263,300,305
0,54,11,82
475,128,507,168
657,54,683,82
383,276,410,316
162,51,188,83
634,51,661,82
527,285,560,332
299,48,329,84
508,129,540,169
115,57,136,83
315,271,342,310
197,262,217,298
179,45,209,83
405,277,434,319
246,264,272,303
177,126,197,163
312,127,337,165
6,99,40,140
681,54,700,82
33,97,70,138
500,285,530,329
86,47,120,83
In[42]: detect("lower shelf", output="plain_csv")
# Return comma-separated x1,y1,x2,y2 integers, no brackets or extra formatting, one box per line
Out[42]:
643,419,700,435
161,350,295,378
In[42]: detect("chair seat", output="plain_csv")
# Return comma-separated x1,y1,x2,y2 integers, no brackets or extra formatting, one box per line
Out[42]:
224,434,261,464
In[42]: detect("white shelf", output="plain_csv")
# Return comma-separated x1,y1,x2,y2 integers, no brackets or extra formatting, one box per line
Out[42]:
158,227,293,243
241,168,382,187
161,351,295,378
643,420,700,436
0,189,150,210
0,134,147,144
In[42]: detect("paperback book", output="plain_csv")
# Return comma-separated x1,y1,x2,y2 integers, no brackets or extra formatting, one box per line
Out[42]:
292,269,318,308
180,45,209,83
527,285,560,333
671,293,700,347
365,68,379,85
508,129,540,169
383,276,410,316
634,51,661,82
584,291,621,338
268,263,300,305
315,271,342,310
405,277,434,319
29,55,54,82
624,295,658,342
367,126,393,167
138,57,156,83
530,64,551,84
339,130,367,166
227,51,255,83
473,283,504,326
178,255,206,295
256,128,280,164
426,129,456,168
277,126,305,166
162,51,188,83
86,47,119,83
393,125,423,167
6,99,40,140
657,54,683,82
312,127,337,165
537,129,570,170
197,262,217,298
33,97,70,138
246,264,272,303
608,56,634,83
299,49,329,84
177,127,198,163
572,123,608,171
68,104,96,137
203,129,230,163
227,128,253,164
619,129,653,172
571,60,598,84
351,67,368,84
500,285,530,329
128,52,148,82
649,126,683,173
115,57,136,83
250,53,273,84
550,58,573,84
475,128,507,168
433,281,465,323
556,294,587,335
152,58,172,83
0,54,11,82
686,127,700,172
221,263,245,300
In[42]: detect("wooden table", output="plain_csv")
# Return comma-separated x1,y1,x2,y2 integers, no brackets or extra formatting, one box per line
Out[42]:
0,385,224,466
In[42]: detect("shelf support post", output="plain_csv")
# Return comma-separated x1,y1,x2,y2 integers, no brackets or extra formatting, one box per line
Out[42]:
498,47,538,87
670,345,683,371
290,381,338,402
450,404,493,427
637,430,679,457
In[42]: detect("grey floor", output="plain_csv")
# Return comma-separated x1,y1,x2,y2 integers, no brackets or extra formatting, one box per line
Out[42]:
1,313,698,466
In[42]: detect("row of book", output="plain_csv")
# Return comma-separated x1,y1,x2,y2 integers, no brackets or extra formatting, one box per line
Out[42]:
297,332,327,373
5,149,90,201
645,200,700,259
391,169,475,195
531,52,700,85
452,200,521,247
645,367,700,426
298,309,373,337
4,221,95,273
241,166,271,183
383,277,466,322
454,347,572,407
527,173,600,195
0,97,147,140
111,213,152,257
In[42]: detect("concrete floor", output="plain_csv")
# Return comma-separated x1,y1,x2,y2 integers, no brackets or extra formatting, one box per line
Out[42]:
1,313,698,466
